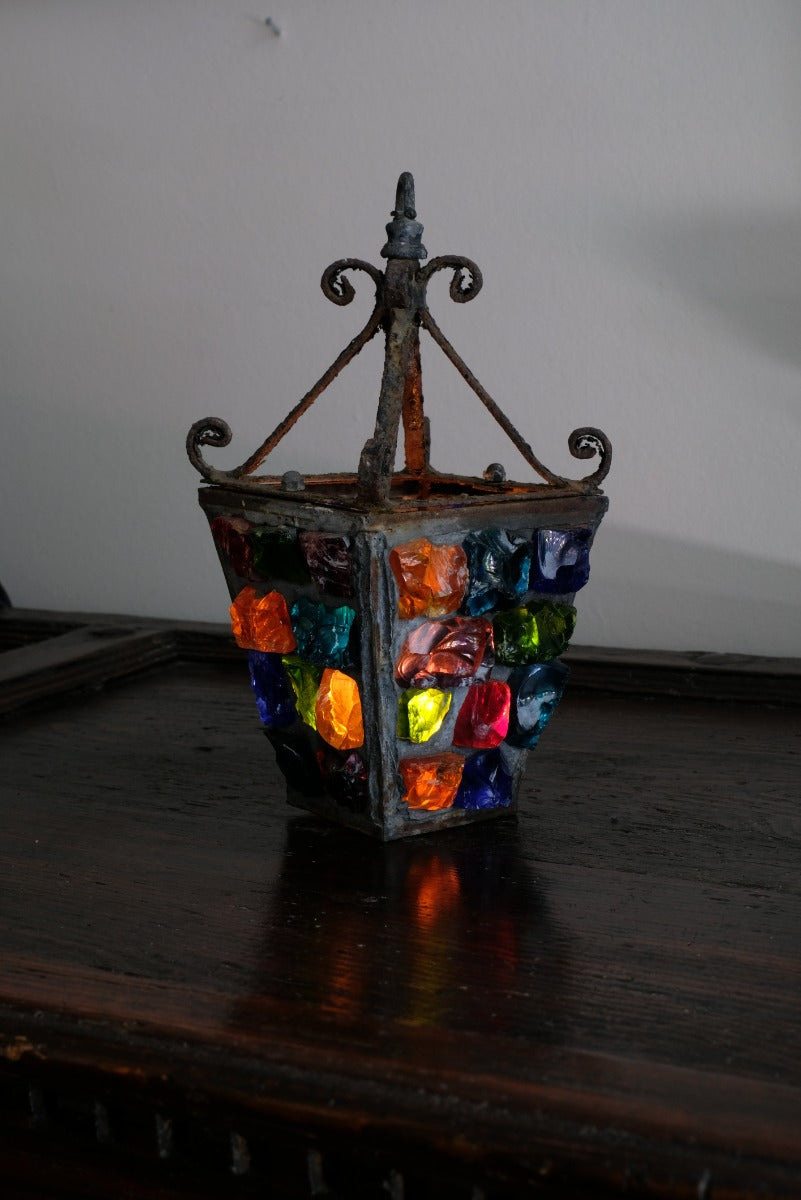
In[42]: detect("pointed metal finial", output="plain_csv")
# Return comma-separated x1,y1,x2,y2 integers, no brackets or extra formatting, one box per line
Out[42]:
381,172,427,260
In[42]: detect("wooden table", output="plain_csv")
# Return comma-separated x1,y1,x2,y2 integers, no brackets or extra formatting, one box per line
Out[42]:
1,608,799,1198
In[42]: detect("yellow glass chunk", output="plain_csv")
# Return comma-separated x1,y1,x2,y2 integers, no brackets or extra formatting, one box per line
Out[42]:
229,586,296,653
389,538,468,619
399,754,464,811
315,668,365,751
397,688,452,744
281,656,322,730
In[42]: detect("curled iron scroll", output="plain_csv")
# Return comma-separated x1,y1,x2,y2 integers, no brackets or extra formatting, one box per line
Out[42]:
321,258,384,306
420,256,483,303
567,426,612,487
186,417,233,484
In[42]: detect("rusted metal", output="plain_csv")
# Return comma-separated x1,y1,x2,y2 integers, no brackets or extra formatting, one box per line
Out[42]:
186,173,611,502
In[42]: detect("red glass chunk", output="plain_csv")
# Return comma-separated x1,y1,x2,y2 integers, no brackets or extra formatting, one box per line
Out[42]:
399,754,464,811
229,586,296,653
395,618,493,689
390,538,468,618
210,516,254,578
452,681,511,749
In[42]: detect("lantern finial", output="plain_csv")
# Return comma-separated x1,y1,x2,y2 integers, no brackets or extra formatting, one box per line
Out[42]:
381,172,427,260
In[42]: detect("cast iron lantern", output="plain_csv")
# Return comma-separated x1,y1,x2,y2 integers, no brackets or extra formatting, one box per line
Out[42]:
187,173,611,840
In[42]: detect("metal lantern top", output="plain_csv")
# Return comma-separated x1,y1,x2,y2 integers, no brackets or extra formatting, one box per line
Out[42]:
186,172,611,510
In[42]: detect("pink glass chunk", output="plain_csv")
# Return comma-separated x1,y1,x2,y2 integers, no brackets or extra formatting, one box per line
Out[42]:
389,538,469,618
452,681,511,749
299,532,353,598
395,618,493,689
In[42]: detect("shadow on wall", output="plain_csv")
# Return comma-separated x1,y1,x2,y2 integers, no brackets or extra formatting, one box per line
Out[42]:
608,206,801,371
585,522,801,657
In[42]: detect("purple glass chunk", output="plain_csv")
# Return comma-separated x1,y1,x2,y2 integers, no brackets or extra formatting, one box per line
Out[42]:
453,750,513,810
248,651,297,728
395,618,493,689
299,532,353,598
462,527,532,615
507,660,569,748
530,528,592,594
321,749,370,812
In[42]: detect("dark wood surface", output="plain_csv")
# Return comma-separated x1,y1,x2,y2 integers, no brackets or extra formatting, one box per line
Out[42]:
1,610,800,1198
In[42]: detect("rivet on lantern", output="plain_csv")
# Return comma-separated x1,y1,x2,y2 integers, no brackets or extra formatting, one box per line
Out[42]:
187,172,611,839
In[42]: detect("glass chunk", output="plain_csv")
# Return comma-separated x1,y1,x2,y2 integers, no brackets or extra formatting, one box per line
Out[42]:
281,656,323,730
291,597,357,667
399,754,464,811
249,527,311,584
230,587,296,653
530,528,592,594
315,669,365,750
266,730,323,796
461,528,532,615
453,750,513,810
299,532,353,598
397,688,452,744
395,618,493,689
389,538,469,618
493,602,576,666
320,749,370,812
507,660,569,748
452,681,511,749
210,516,254,578
248,651,297,728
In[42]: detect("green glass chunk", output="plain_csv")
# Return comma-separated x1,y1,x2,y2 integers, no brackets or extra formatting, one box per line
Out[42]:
493,602,576,665
281,656,323,729
397,688,452,744
250,528,311,584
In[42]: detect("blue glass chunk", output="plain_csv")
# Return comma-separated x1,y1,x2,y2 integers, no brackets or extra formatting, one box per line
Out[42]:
453,749,513,810
290,597,357,667
530,528,592,594
265,730,323,796
248,651,297,728
462,528,532,615
507,660,569,748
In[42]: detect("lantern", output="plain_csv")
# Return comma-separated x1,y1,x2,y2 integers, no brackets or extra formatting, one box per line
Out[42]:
186,174,611,840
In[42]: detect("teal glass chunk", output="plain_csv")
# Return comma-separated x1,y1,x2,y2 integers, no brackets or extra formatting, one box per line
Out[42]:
249,527,311,584
493,602,576,665
507,660,569,747
461,527,532,615
290,597,357,667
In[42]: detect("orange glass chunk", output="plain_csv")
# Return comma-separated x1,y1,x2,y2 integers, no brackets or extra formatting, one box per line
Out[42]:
389,537,468,619
315,668,365,750
399,753,464,811
229,586,296,652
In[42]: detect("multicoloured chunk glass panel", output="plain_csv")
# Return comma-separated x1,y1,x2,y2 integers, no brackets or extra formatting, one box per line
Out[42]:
530,528,592,595
389,538,469,618
452,681,511,749
395,617,493,688
230,587,297,653
315,668,365,751
493,601,576,666
248,651,297,728
291,597,357,667
461,527,532,615
453,749,513,810
507,660,569,748
397,688,452,744
399,754,464,811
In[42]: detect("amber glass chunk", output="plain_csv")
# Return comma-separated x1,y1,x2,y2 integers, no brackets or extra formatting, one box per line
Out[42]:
230,587,296,653
395,618,493,689
389,538,468,618
315,668,365,751
399,754,464,811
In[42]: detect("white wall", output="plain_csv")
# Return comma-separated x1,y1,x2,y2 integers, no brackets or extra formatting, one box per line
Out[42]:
2,0,800,656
